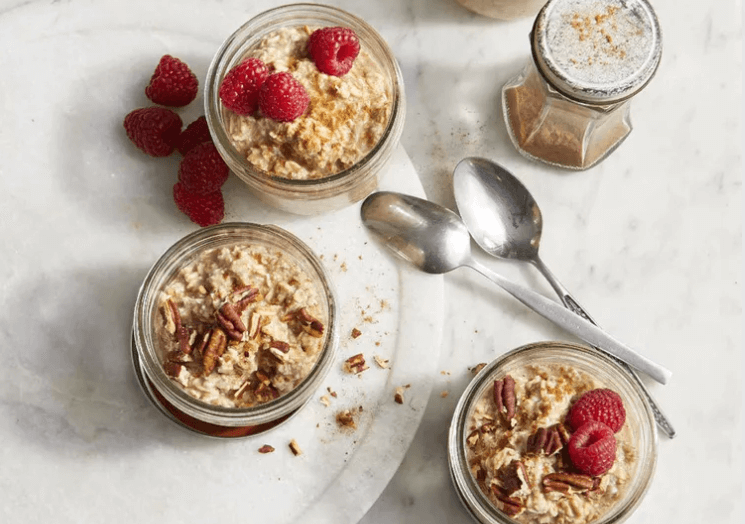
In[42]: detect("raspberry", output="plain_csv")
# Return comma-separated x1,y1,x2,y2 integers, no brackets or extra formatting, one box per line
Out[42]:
308,27,360,76
568,388,626,433
176,116,212,155
173,182,224,227
145,55,199,107
567,421,617,476
178,142,229,195
123,107,182,157
219,58,270,115
258,72,310,122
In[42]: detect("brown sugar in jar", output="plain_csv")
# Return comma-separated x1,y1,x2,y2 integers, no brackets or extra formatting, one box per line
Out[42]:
502,0,662,170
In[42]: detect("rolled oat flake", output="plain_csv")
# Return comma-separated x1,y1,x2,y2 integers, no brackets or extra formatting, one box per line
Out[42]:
503,0,662,169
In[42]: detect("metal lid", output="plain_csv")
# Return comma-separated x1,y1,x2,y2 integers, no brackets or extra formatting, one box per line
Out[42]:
532,0,662,104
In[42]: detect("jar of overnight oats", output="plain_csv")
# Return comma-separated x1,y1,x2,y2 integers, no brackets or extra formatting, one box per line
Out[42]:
204,4,406,215
448,341,657,524
455,0,547,20
132,223,338,438
502,0,662,170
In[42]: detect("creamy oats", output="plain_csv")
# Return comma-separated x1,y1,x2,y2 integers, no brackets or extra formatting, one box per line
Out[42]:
466,364,636,524
224,25,392,180
155,244,327,408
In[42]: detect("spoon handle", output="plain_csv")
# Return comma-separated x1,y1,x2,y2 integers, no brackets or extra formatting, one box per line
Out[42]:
466,259,672,385
531,256,676,439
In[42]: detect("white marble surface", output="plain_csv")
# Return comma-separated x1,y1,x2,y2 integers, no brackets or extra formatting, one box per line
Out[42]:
0,0,741,523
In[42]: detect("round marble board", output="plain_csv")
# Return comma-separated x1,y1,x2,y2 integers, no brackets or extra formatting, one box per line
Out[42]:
0,0,444,522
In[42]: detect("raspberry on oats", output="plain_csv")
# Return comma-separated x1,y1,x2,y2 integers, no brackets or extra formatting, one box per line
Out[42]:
308,26,361,76
178,142,229,195
567,420,617,476
173,182,224,227
145,55,199,107
219,57,270,115
258,72,310,122
176,116,212,155
568,388,626,433
123,107,182,157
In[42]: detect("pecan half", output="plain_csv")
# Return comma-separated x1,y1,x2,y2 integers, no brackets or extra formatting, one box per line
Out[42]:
496,461,529,495
527,424,565,456
202,327,227,375
216,303,246,341
167,299,191,354
270,340,290,353
491,485,523,517
494,375,516,423
542,472,596,493
295,307,324,338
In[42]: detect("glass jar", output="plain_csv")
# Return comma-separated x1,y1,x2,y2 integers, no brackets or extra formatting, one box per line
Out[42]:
455,0,547,21
502,0,662,170
448,341,657,523
132,223,339,438
204,4,406,215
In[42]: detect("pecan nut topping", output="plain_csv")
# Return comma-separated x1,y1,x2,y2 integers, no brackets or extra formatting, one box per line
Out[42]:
494,375,516,424
527,424,568,456
202,327,227,375
542,472,596,493
491,485,523,517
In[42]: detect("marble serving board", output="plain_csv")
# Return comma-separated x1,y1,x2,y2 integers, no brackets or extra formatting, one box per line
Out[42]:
0,0,444,521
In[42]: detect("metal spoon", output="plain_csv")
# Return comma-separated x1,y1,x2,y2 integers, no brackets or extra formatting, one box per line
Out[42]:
452,157,675,438
361,191,672,385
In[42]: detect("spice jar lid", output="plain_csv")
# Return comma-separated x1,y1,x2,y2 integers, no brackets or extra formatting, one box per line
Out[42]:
531,0,662,104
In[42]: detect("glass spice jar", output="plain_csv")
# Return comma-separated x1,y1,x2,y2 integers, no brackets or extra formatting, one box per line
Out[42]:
502,0,662,170
455,0,547,20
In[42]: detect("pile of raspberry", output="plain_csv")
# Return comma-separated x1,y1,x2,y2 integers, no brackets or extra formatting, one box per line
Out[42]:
218,26,360,121
123,55,228,227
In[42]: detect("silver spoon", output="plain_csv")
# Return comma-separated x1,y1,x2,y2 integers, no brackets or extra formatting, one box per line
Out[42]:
452,157,675,438
361,191,672,385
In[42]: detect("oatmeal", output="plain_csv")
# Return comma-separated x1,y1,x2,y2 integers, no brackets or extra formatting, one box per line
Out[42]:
155,244,327,408
466,364,636,524
224,25,392,180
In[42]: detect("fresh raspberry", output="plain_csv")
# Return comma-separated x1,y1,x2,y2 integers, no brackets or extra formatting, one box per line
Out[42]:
176,116,212,155
123,107,182,157
219,58,270,115
258,72,310,122
173,182,224,227
567,421,617,476
308,27,360,76
145,55,199,107
568,388,626,433
178,142,229,195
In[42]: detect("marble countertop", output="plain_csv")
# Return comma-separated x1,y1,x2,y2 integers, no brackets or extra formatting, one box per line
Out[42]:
0,0,741,523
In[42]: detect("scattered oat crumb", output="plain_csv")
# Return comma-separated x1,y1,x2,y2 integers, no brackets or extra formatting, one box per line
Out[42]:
289,439,302,456
441,370,451,376
441,391,449,398
340,262,347,272
351,328,362,339
358,255,362,260
336,409,358,430
327,386,337,398
258,445,275,454
374,341,381,346
333,254,338,262
373,355,390,369
470,363,487,375
320,395,331,407
343,353,368,374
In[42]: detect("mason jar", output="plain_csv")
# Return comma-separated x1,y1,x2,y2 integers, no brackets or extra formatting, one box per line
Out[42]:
132,223,339,438
455,0,547,21
502,0,662,170
448,341,657,523
205,4,406,215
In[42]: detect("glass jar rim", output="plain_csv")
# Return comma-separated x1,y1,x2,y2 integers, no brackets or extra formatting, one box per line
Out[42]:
203,3,405,192
132,222,339,427
448,340,658,524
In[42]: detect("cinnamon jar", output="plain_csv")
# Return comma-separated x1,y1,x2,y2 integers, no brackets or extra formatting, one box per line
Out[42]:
502,0,662,170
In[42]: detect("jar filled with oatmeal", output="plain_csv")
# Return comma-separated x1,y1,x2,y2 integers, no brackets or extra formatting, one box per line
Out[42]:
448,341,657,523
455,0,547,20
132,223,338,438
205,4,406,215
502,0,662,170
